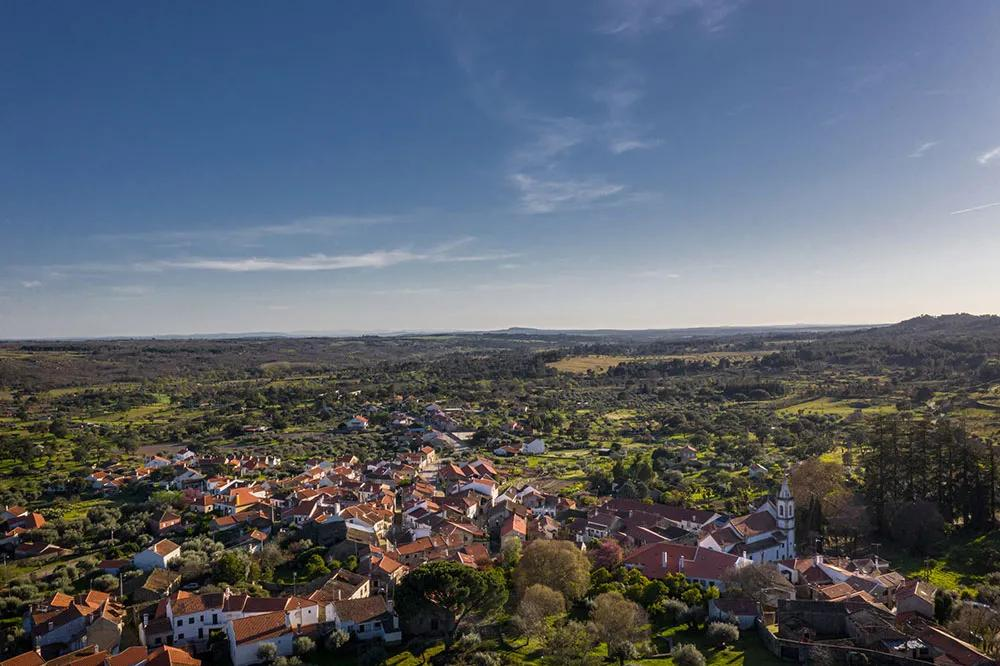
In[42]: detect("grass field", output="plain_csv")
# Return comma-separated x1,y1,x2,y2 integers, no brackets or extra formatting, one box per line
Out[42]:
548,351,774,374
777,397,896,417
547,355,632,374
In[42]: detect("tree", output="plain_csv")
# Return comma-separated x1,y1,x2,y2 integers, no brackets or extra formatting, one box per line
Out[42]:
589,538,623,571
256,643,278,664
324,629,350,651
301,553,330,580
706,621,739,646
517,584,565,640
293,636,315,656
215,551,250,585
395,561,508,647
543,621,599,666
514,540,591,602
890,501,945,554
671,643,706,666
721,563,792,606
590,591,650,666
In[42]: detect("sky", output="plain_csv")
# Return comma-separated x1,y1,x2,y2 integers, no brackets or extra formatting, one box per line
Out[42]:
2,1,1000,338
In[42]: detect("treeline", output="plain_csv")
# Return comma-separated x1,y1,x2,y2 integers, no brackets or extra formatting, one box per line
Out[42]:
859,414,998,537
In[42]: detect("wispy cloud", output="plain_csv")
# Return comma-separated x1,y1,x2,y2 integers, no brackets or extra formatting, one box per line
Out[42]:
950,202,1000,216
21,280,42,289
609,138,662,154
598,0,745,36
509,174,626,214
109,285,151,296
593,66,662,155
634,269,681,279
908,141,939,159
96,215,391,245
60,238,517,274
977,145,1000,166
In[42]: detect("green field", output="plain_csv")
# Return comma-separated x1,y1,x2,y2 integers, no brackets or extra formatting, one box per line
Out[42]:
777,396,896,417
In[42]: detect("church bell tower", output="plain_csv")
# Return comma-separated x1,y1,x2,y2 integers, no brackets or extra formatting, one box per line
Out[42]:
776,477,796,557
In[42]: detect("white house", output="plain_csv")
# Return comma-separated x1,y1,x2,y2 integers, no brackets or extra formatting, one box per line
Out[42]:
145,456,173,469
133,539,182,572
523,438,546,454
346,415,369,431
227,611,294,666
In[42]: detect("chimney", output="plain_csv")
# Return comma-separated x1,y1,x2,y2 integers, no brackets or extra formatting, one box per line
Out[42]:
661,551,669,568
142,613,149,627
679,555,685,571
47,621,54,632
814,553,823,565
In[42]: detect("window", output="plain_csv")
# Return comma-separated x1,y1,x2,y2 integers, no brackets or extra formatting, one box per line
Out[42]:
188,618,194,624
213,614,218,624
178,633,184,640
198,628,203,639
177,620,183,627
778,505,784,517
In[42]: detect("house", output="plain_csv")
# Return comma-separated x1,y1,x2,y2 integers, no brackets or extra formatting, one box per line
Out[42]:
331,596,401,642
96,559,130,575
150,512,182,536
895,580,936,619
28,590,125,657
346,415,369,432
500,514,527,551
748,463,768,479
145,456,173,470
678,445,697,461
623,542,751,590
226,611,294,666
134,540,182,572
523,438,545,454
15,543,69,561
708,598,760,630
134,568,182,603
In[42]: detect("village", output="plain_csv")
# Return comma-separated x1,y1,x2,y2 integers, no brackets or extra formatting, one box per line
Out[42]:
1,399,993,666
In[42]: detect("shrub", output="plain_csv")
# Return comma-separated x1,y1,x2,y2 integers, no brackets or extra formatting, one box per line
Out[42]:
706,621,739,646
671,643,706,666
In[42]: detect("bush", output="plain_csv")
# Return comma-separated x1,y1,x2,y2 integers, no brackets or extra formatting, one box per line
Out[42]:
671,643,706,666
706,621,739,646
292,636,315,655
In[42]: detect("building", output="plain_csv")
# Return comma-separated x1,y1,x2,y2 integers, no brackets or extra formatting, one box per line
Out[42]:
623,542,751,590
134,540,182,572
699,477,795,563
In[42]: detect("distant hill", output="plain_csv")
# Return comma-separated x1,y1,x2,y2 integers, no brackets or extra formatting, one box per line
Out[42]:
852,314,1000,338
492,324,870,341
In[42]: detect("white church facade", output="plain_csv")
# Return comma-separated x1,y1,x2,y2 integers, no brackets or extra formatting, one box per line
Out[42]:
699,477,796,563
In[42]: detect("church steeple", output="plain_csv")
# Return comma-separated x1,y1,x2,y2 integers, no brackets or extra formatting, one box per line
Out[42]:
776,476,795,557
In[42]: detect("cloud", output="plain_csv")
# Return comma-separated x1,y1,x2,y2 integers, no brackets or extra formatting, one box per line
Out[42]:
634,269,681,279
610,138,662,154
20,280,42,288
950,202,1000,216
908,141,939,158
96,215,391,245
122,238,517,273
977,145,1000,166
509,117,592,171
510,174,626,214
109,286,151,296
599,0,745,36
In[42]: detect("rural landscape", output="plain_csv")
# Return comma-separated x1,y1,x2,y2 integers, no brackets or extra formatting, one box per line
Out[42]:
6,2,1000,665
0,314,999,665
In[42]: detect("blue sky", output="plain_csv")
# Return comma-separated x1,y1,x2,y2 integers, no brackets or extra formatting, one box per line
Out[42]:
2,1,1000,337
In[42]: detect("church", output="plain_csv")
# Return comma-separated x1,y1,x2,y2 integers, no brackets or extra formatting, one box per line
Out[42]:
698,477,796,563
